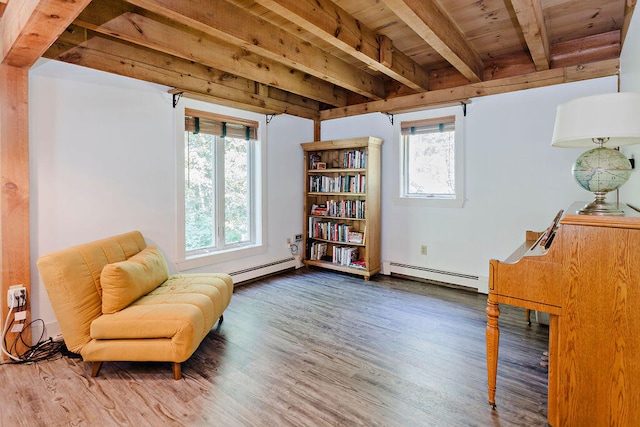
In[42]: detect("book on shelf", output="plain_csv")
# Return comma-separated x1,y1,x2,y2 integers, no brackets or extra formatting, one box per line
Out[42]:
350,259,367,269
333,246,359,266
308,241,328,260
347,231,364,243
311,204,328,216
309,153,322,170
309,174,366,193
343,150,367,169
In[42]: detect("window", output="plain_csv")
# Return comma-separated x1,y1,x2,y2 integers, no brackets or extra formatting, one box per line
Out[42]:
399,112,464,207
179,107,264,268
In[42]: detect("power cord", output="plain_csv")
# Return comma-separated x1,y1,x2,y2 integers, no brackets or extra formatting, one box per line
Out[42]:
1,303,64,365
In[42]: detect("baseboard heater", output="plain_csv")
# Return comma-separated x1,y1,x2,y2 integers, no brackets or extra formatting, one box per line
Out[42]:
230,256,300,284
383,261,486,291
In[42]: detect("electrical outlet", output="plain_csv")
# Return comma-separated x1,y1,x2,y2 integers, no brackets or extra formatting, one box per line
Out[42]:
420,245,428,255
7,285,26,308
286,238,291,245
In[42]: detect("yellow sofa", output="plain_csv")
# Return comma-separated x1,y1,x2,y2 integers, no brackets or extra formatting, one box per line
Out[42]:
36,231,233,380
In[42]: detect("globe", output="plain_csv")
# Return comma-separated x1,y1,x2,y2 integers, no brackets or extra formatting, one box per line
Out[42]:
571,147,632,215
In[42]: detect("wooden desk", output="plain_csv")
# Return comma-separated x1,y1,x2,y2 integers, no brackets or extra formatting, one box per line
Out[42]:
487,202,640,426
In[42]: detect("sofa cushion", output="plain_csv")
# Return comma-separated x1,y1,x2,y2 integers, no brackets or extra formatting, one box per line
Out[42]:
100,245,169,314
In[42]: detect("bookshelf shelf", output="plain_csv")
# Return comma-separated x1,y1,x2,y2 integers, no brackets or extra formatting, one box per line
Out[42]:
307,168,366,174
309,215,366,222
307,192,366,196
301,136,382,280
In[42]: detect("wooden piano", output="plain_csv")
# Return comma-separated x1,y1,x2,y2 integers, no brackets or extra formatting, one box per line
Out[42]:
487,202,640,427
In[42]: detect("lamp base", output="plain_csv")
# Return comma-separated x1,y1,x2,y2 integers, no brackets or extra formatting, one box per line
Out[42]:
578,193,625,216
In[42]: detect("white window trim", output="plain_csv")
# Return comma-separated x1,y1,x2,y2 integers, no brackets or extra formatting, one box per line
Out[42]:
395,106,466,208
175,99,268,271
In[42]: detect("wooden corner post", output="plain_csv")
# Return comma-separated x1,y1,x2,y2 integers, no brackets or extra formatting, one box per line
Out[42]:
0,64,31,359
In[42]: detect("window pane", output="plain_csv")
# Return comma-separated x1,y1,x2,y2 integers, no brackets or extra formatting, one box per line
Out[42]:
224,137,250,244
406,130,455,196
185,132,215,251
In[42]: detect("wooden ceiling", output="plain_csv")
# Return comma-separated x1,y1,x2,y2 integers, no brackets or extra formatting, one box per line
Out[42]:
3,0,635,120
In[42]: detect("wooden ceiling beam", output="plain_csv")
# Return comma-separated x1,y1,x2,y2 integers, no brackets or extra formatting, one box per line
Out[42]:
0,0,92,67
253,0,430,92
320,58,619,120
550,31,620,68
382,0,484,83
74,0,348,107
508,0,550,71
124,0,386,100
44,28,320,120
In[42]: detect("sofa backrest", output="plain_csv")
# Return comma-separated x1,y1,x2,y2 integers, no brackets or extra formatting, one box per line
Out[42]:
36,231,147,354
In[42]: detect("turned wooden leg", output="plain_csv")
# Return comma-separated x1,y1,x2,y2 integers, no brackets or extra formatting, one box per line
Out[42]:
173,362,182,380
91,362,103,377
486,297,501,409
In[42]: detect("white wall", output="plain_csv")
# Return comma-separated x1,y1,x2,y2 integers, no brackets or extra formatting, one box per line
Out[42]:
29,60,312,336
322,77,617,292
620,10,640,207
29,56,621,335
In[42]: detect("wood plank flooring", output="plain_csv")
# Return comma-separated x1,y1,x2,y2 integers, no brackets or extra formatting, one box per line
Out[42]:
0,268,550,426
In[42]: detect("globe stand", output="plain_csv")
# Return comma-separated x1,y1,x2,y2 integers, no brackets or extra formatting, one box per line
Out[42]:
572,138,632,217
579,191,625,216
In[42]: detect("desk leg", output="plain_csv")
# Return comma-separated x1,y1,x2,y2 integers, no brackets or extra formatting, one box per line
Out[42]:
486,296,500,409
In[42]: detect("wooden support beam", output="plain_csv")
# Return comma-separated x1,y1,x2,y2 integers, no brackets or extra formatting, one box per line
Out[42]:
0,0,89,361
320,58,619,120
382,0,484,83
45,29,320,120
550,31,620,69
0,0,92,66
75,0,348,107
0,64,31,358
508,0,550,71
379,35,393,68
253,0,430,92
125,0,386,100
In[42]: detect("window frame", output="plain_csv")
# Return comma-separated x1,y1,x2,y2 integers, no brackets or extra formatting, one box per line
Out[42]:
176,100,267,271
396,107,465,208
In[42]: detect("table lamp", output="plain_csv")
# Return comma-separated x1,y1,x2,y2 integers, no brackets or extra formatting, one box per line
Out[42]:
551,92,640,215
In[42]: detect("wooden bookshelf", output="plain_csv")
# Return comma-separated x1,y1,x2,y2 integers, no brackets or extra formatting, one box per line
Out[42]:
301,136,382,279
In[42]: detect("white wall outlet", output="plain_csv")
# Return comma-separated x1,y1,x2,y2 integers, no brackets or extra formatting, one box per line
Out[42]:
420,245,428,255
7,285,26,308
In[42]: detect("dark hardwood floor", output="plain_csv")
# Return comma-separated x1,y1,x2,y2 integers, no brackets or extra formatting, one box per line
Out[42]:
0,268,550,426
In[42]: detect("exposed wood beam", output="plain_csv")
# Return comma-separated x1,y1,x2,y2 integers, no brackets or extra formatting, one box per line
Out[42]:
0,0,92,67
0,64,31,358
169,89,318,120
508,0,550,71
125,0,386,100
320,58,619,120
622,0,637,47
45,28,320,120
253,0,430,92
550,31,620,68
75,0,348,107
382,0,484,83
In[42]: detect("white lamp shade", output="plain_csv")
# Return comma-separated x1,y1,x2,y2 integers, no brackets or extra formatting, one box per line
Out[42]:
551,92,640,148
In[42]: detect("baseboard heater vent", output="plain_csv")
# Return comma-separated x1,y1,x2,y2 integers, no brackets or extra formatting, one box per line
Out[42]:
384,261,487,292
230,257,299,284
388,262,479,281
